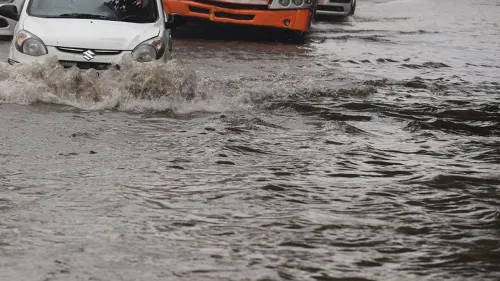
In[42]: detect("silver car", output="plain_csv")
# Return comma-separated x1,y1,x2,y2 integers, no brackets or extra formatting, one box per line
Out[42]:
316,0,356,18
0,0,24,36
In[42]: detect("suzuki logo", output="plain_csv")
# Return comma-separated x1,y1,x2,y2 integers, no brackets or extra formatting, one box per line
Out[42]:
83,50,95,61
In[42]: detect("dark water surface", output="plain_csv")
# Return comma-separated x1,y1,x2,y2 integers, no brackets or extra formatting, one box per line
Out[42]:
1,0,499,280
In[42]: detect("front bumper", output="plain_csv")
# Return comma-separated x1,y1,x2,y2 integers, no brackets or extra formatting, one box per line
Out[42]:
315,0,351,16
9,46,130,70
164,0,313,32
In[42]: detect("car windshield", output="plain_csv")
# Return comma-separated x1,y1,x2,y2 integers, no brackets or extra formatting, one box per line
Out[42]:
28,0,158,23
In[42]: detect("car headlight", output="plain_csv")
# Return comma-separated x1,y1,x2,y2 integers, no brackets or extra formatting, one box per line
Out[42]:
15,30,48,56
279,0,290,6
131,37,166,62
269,0,313,9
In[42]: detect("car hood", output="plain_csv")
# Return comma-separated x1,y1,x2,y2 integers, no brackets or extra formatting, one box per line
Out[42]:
22,17,160,51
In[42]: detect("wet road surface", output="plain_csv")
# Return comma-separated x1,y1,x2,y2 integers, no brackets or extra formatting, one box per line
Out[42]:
0,0,499,280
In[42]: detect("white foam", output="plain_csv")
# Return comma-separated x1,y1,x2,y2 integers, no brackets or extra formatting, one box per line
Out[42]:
0,55,260,114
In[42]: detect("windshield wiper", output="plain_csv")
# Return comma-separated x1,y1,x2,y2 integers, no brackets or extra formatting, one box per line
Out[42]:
118,15,154,23
58,13,115,20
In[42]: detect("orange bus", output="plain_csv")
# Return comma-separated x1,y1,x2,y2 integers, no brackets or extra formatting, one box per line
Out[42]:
162,0,318,36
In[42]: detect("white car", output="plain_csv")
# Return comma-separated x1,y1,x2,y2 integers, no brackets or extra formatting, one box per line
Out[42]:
0,0,185,70
0,0,24,36
315,0,356,18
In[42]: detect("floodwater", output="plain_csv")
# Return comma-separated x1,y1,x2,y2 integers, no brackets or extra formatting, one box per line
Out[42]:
0,0,499,280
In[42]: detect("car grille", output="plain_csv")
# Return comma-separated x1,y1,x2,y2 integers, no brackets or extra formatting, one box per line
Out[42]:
56,47,122,70
189,6,211,14
190,0,269,10
187,6,255,20
56,47,122,55
58,60,118,70
214,11,254,20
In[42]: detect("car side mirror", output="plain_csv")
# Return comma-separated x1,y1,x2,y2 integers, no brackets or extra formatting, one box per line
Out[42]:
0,5,19,21
165,14,185,29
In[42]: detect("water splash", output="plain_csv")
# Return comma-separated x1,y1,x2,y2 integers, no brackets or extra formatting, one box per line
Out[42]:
0,55,257,113
0,55,379,115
